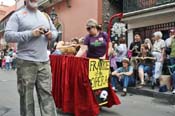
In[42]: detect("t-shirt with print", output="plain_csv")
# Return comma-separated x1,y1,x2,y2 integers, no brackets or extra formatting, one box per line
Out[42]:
152,39,165,52
129,42,142,57
84,32,109,58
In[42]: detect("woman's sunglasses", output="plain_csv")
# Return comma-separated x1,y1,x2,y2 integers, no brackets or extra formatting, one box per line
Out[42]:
86,26,95,31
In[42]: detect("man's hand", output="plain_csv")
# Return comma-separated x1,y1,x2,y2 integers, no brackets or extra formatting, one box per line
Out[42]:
45,31,52,40
121,72,126,75
32,28,43,37
112,71,122,77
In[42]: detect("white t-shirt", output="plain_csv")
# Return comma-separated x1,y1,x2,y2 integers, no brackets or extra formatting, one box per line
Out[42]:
165,37,172,48
152,39,165,52
116,44,127,62
12,52,17,58
5,56,11,63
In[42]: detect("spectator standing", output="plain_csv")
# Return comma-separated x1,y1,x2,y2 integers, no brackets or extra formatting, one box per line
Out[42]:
168,29,175,65
152,31,165,89
129,34,142,68
165,29,175,59
12,52,17,70
115,37,127,68
4,0,58,115
5,54,11,71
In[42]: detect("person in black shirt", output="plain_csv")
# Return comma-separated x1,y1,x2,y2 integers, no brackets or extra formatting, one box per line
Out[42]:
129,34,142,57
129,34,142,69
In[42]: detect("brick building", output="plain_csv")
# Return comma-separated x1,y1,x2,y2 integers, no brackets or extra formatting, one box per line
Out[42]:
0,3,16,50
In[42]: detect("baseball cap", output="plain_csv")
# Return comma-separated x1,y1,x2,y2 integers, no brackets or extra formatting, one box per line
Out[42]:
86,19,98,28
122,58,130,64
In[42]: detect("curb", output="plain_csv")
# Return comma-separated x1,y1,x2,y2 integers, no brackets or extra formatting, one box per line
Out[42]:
127,87,175,105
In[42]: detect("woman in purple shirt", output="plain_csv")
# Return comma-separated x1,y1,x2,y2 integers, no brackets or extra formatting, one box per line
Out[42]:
76,19,112,59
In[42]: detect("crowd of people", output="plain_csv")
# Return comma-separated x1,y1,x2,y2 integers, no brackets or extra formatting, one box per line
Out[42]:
49,18,175,96
0,49,17,71
2,0,174,114
110,29,175,96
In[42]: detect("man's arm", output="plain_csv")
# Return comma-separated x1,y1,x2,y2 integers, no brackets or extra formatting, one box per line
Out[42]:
112,68,123,77
122,67,133,76
4,13,33,43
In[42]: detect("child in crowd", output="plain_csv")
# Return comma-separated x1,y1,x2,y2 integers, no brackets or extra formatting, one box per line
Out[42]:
1,57,6,70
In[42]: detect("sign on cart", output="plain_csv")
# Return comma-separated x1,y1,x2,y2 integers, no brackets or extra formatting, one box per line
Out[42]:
89,59,110,106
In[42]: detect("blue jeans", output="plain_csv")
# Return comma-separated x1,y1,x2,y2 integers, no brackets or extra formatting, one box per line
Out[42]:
139,65,151,74
111,75,135,89
170,57,175,71
172,72,175,89
5,62,10,71
170,57,175,65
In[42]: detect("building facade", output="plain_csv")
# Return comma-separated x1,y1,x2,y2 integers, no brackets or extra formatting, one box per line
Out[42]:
122,0,175,45
0,4,16,50
43,0,102,41
14,0,103,42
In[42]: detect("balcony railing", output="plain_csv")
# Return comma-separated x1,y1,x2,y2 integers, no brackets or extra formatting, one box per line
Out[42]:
38,0,63,7
123,0,175,13
38,0,49,6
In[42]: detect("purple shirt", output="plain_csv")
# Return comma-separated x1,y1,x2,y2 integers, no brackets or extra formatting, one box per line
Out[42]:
84,32,108,58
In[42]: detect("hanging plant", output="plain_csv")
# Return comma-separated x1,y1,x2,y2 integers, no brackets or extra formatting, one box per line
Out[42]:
111,22,127,40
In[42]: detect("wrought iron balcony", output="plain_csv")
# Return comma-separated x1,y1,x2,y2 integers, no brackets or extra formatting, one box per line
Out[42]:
38,0,63,7
123,0,175,13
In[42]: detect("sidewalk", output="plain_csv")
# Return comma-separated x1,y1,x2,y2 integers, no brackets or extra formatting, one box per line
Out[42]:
126,86,175,105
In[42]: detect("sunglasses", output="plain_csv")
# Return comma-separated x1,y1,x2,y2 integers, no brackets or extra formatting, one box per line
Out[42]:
86,26,95,31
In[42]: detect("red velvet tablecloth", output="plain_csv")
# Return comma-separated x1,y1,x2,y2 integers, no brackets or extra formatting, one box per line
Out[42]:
50,55,121,116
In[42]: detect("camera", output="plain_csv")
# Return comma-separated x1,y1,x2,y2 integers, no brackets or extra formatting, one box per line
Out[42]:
39,27,49,34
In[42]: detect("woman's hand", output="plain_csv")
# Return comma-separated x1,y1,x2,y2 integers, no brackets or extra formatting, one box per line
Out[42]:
76,45,88,57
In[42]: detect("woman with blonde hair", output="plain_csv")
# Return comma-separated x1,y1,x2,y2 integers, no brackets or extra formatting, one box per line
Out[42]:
144,38,153,50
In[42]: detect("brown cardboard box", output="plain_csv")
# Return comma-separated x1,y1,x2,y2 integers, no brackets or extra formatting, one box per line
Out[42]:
159,75,172,90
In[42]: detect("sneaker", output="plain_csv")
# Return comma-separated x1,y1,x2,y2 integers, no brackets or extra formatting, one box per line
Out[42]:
172,89,175,94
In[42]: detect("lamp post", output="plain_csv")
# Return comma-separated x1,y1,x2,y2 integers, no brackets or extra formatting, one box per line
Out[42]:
50,7,57,23
49,7,62,43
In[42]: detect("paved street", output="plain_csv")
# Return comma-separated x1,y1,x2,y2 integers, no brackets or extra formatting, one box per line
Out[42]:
0,69,175,116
